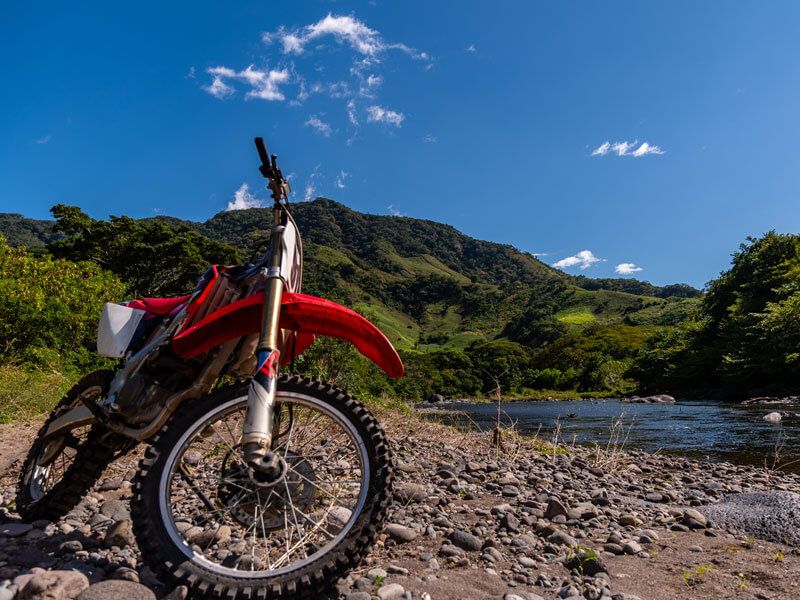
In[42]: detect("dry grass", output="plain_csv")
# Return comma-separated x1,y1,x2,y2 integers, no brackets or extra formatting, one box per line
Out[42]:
589,412,635,470
763,428,800,478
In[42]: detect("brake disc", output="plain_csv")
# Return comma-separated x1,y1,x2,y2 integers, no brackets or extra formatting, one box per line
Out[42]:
217,449,316,530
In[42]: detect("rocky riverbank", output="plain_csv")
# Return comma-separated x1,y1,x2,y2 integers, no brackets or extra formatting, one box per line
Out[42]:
1,412,799,600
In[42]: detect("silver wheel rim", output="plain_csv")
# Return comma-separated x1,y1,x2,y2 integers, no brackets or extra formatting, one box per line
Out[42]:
29,386,101,501
158,390,370,578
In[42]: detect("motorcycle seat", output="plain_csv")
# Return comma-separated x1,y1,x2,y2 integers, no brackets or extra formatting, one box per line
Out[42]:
127,295,190,317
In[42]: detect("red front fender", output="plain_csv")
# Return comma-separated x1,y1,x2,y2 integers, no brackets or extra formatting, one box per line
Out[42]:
172,292,404,378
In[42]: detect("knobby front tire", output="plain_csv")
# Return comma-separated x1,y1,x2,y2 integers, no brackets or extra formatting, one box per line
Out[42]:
131,375,394,599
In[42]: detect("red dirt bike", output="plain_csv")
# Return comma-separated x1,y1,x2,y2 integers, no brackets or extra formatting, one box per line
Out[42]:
16,138,403,599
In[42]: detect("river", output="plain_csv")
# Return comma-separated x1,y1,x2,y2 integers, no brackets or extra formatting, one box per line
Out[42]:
422,399,800,472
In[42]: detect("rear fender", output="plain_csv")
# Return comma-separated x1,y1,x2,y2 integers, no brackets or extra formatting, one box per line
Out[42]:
171,292,404,378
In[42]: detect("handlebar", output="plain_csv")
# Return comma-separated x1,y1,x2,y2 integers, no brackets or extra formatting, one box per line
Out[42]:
254,137,271,166
254,137,291,203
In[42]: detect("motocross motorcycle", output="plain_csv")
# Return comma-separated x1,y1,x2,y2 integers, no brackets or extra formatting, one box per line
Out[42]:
16,138,403,599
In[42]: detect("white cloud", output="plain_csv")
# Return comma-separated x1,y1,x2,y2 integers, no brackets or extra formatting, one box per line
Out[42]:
204,65,290,101
631,142,664,157
592,140,665,158
335,170,350,189
302,165,322,201
304,115,333,136
35,135,52,145
423,133,437,143
553,250,603,270
466,44,477,53
268,14,427,60
615,263,643,275
387,204,403,216
226,183,265,211
367,105,404,127
203,14,426,135
346,99,359,126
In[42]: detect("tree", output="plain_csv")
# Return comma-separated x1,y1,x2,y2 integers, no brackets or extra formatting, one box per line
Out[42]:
48,205,240,297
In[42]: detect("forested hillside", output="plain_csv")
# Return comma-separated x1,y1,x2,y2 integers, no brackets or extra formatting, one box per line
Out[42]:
0,199,704,402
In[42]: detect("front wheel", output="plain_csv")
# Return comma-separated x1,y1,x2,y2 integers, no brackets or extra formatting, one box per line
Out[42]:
131,375,393,599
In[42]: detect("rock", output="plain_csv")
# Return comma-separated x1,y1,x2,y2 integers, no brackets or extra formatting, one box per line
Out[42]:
188,525,232,547
327,507,352,529
682,508,708,529
501,512,520,532
76,580,156,600
449,529,483,551
99,500,129,522
688,545,704,552
428,393,444,403
97,478,124,491
603,542,624,555
618,514,641,527
345,593,371,600
17,570,90,600
701,491,800,546
162,586,189,600
549,530,577,546
645,394,676,404
622,540,642,554
182,450,202,466
393,483,427,503
376,583,405,600
366,568,387,581
545,497,569,520
565,548,608,576
763,411,782,423
518,556,537,568
384,524,419,543
0,581,15,600
0,523,33,537
112,568,139,583
105,519,135,548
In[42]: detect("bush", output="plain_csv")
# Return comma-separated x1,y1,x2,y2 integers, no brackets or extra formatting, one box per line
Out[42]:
0,236,126,370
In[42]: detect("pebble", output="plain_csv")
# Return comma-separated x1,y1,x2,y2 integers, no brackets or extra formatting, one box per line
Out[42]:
376,583,405,600
384,523,419,543
0,523,33,537
449,529,483,551
76,580,156,600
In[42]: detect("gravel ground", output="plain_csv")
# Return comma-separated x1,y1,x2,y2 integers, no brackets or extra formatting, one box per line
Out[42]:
1,411,800,600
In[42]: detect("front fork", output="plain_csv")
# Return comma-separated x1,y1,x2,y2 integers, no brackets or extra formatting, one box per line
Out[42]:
242,223,286,478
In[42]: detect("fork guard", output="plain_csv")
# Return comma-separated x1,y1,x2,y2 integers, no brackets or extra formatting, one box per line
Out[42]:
171,292,404,379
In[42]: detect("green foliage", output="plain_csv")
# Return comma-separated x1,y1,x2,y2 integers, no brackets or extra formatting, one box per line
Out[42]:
49,205,240,297
0,213,62,248
0,236,126,369
573,275,701,298
634,231,800,398
0,199,712,404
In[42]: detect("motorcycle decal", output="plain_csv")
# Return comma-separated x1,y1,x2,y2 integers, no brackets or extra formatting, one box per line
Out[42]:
257,348,281,379
171,291,404,378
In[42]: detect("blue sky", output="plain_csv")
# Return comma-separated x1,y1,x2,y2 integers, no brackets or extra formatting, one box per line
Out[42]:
3,1,800,287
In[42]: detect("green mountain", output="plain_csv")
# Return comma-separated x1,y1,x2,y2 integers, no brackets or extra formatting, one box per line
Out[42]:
0,199,700,354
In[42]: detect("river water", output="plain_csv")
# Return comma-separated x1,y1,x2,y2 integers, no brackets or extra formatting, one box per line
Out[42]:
424,399,800,473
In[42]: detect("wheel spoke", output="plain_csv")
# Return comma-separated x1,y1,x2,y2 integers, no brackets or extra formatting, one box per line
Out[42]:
162,391,368,577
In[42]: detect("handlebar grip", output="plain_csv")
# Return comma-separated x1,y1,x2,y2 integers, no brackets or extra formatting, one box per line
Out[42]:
254,137,270,165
